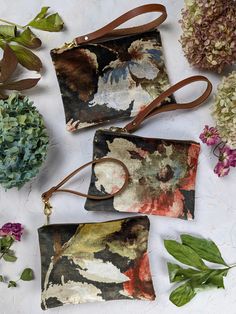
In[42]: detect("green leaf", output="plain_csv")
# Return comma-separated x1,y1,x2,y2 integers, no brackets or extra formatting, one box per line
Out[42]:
12,27,42,49
28,7,64,32
169,282,196,307
0,236,14,250
206,269,228,289
181,234,228,266
9,45,42,71
0,25,16,38
3,252,17,262
190,270,228,293
0,44,18,82
164,240,207,270
167,263,202,283
20,268,34,281
167,263,183,282
8,280,17,288
33,6,50,20
183,268,228,288
208,274,224,288
0,275,4,282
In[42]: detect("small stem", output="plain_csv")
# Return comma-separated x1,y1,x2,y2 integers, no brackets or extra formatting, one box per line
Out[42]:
0,249,9,260
229,263,236,269
213,141,225,158
0,239,14,260
0,18,24,29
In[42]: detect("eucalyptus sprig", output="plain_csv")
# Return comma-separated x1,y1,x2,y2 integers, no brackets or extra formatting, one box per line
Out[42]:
0,7,64,71
164,234,236,307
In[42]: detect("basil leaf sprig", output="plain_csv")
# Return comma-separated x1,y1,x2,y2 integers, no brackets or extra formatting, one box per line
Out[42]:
0,7,64,71
164,234,236,307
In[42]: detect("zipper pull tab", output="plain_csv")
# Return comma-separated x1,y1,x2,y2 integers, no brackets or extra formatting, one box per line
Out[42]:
42,197,53,225
109,126,127,133
53,39,78,54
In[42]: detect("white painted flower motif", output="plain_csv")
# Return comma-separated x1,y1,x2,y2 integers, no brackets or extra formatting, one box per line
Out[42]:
42,280,104,305
72,258,129,283
89,38,168,115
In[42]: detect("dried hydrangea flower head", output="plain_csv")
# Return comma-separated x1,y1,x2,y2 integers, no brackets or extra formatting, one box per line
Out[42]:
180,0,236,72
212,71,236,149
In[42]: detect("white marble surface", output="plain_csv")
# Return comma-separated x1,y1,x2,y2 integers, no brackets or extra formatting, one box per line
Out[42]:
0,1,236,313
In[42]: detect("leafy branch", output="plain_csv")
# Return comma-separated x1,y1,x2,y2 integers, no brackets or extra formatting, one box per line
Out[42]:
1,268,34,288
0,223,34,288
164,234,236,307
0,235,15,262
0,7,64,72
0,44,40,99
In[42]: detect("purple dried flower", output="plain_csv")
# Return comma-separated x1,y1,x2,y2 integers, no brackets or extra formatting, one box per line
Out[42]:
214,162,230,177
180,0,236,72
0,223,24,241
200,125,220,146
219,146,236,167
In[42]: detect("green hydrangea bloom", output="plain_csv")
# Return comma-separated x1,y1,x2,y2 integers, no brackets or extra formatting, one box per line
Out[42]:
0,94,49,189
212,72,236,149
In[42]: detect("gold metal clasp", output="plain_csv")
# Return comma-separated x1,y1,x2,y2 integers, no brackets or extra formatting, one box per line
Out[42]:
42,197,53,225
109,126,127,133
61,39,77,50
53,39,78,54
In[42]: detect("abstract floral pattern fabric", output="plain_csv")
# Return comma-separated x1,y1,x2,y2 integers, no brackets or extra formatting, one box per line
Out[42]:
51,30,175,131
85,130,200,220
38,216,155,310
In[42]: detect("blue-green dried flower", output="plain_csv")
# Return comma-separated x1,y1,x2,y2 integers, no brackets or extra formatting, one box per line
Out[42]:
0,94,49,189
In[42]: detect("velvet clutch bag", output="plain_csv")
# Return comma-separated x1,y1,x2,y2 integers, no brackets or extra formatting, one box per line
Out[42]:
84,76,212,220
50,4,176,132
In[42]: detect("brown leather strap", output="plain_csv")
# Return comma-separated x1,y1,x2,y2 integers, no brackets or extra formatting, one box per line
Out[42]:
75,4,167,45
42,157,129,203
124,75,213,133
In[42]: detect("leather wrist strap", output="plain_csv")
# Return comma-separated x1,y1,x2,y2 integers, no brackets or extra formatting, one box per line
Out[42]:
42,158,129,224
75,4,167,45
124,75,213,133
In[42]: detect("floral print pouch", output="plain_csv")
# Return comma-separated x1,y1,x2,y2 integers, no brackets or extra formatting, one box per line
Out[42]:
50,4,174,132
38,216,155,310
85,76,212,220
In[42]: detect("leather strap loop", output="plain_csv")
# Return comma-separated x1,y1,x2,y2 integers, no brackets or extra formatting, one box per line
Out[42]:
75,4,167,45
124,75,213,133
42,157,129,203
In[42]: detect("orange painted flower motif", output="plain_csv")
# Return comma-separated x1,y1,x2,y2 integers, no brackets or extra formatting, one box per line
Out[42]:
139,189,185,218
123,253,155,300
180,144,200,191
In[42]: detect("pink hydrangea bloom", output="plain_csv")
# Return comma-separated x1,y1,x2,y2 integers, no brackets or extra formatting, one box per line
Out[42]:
214,162,230,177
199,125,220,146
0,223,24,241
